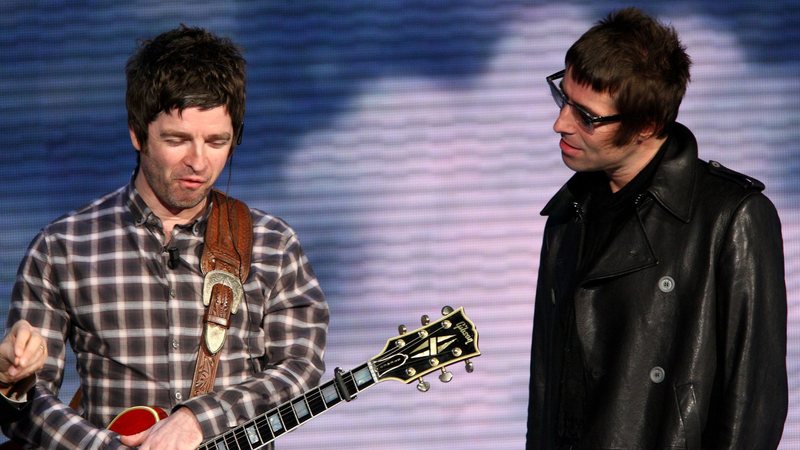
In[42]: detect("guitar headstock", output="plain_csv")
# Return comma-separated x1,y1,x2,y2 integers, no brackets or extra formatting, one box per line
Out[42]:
368,306,480,391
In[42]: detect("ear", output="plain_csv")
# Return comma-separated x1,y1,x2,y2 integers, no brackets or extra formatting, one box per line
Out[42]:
129,128,142,152
639,123,656,141
636,124,658,144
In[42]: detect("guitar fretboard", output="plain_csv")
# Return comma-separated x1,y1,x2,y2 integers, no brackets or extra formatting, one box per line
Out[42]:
198,363,376,450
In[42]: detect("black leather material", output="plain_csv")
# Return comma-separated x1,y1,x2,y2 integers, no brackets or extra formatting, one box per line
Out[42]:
527,123,788,449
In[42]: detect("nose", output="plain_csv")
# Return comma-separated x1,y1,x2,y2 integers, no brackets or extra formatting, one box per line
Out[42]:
183,141,209,172
553,104,576,135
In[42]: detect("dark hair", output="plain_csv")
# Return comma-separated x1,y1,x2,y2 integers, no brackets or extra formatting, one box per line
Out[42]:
565,7,691,146
125,25,246,151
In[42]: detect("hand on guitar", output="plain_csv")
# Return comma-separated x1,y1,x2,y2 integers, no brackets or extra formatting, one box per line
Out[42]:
119,407,202,450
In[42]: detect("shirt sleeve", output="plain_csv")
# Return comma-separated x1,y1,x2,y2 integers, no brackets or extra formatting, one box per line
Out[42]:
179,228,329,440
2,232,124,450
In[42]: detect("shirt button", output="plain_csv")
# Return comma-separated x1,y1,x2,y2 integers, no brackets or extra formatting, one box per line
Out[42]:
171,340,179,349
175,391,183,401
650,366,666,384
169,289,177,298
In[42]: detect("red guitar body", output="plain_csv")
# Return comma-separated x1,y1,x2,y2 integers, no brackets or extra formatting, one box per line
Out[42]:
106,405,169,436
0,406,167,449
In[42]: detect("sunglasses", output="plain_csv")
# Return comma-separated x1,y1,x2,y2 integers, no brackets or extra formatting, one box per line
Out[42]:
546,69,622,133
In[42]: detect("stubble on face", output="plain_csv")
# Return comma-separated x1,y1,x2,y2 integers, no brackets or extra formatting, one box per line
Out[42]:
132,106,233,220
138,148,211,213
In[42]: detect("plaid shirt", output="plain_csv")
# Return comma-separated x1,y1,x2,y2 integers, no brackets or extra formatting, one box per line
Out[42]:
4,182,328,449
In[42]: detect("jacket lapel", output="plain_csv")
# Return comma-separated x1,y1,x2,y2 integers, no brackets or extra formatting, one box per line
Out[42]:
540,123,700,284
582,211,657,283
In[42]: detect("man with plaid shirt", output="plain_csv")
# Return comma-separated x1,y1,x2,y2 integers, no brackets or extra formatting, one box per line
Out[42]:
3,25,328,449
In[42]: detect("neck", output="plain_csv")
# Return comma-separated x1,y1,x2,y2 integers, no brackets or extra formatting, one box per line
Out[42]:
607,136,666,193
134,173,207,241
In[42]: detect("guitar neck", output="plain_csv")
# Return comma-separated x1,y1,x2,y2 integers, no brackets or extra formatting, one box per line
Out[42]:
197,306,480,450
199,362,376,450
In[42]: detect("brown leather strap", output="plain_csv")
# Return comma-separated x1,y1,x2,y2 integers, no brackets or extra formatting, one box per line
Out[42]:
190,190,253,397
69,387,82,410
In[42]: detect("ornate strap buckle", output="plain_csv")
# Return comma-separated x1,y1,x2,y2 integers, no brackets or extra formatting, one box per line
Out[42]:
202,270,244,354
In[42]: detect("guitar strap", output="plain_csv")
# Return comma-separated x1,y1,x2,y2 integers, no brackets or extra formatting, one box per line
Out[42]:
190,190,253,397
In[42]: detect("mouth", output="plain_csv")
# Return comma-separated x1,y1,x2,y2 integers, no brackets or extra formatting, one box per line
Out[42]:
559,138,582,157
177,177,207,190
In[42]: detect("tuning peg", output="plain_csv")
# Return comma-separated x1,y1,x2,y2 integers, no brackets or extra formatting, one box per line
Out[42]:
398,324,407,335
420,314,430,325
416,377,431,392
439,368,453,383
465,359,475,373
441,305,454,315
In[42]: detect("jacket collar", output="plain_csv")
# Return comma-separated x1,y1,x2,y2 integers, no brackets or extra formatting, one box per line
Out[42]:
541,122,698,224
646,122,697,223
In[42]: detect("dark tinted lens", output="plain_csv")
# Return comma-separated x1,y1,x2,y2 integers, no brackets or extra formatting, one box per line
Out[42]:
549,83,565,109
572,107,594,132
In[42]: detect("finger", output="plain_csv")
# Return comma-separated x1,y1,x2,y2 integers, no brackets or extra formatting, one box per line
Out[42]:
119,428,149,447
12,322,34,362
0,340,13,366
0,327,44,390
12,341,46,380
34,340,47,368
0,334,18,375
15,328,40,368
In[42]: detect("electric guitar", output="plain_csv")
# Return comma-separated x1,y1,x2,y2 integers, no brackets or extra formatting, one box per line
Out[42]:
4,306,479,449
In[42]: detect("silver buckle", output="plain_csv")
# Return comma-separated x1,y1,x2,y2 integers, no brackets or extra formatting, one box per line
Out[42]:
202,270,244,354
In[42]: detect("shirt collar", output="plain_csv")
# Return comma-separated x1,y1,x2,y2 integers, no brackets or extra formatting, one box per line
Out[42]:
125,176,210,237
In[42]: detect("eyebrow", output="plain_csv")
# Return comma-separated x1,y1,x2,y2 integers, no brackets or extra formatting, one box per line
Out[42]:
159,130,233,141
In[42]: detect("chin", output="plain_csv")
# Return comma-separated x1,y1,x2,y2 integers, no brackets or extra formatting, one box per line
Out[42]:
561,155,583,172
167,194,207,211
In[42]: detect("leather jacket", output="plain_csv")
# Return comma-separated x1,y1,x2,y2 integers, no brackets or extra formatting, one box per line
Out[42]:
526,123,788,449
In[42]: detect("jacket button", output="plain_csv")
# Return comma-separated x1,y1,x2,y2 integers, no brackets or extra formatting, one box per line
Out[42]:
650,366,666,383
658,276,675,293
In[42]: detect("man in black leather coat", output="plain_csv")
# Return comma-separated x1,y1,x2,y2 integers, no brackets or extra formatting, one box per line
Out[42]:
526,7,788,449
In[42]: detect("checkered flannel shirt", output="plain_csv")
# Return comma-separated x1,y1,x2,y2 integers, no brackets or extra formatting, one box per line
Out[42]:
4,182,328,449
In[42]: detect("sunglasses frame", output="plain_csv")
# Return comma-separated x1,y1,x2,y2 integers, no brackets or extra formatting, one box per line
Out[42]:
546,69,623,133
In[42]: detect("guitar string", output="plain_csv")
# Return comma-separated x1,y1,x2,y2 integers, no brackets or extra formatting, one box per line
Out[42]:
209,371,361,446
208,351,392,445
214,343,422,446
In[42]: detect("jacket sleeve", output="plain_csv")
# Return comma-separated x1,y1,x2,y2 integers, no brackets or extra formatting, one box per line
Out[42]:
179,229,329,440
2,232,124,450
709,193,788,448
